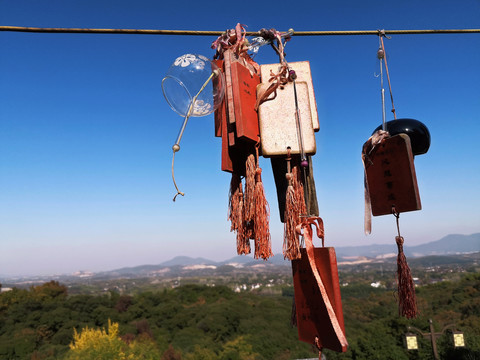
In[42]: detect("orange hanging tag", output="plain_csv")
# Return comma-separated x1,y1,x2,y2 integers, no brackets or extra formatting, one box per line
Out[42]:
364,133,421,216
224,49,260,143
292,217,348,353
218,54,257,174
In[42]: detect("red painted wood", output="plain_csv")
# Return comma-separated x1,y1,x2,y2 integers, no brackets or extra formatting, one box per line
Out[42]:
230,61,260,142
224,50,236,126
221,99,233,172
292,247,347,353
365,134,421,216
213,59,225,138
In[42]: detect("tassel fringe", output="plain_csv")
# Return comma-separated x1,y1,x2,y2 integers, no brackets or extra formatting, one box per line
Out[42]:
228,174,242,232
254,167,273,260
244,154,256,239
228,174,250,255
396,236,417,318
283,166,307,260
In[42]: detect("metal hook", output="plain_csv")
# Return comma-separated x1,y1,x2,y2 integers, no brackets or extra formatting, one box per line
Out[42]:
377,29,392,39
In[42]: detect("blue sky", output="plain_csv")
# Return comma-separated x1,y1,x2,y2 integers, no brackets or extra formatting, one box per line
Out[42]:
1,0,479,276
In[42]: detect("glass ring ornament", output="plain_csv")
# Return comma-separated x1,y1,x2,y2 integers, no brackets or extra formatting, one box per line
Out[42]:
162,54,225,201
162,54,225,117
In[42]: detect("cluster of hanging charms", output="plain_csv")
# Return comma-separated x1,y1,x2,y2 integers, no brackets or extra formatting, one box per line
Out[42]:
214,24,273,260
363,31,430,319
214,25,348,357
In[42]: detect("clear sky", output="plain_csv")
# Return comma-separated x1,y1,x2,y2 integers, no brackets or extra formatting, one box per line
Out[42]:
1,0,479,276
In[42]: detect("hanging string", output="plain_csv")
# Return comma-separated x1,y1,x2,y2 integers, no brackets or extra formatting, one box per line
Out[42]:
254,28,291,110
377,38,387,131
171,151,184,201
170,71,215,201
378,31,397,120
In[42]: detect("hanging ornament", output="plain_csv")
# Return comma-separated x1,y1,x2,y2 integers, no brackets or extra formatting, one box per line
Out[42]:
363,132,421,217
362,32,431,318
212,24,272,257
292,217,348,356
162,54,225,200
257,62,318,158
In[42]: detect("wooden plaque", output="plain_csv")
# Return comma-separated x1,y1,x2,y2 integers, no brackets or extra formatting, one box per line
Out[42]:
258,81,316,157
221,99,233,172
260,61,319,131
292,247,347,353
365,134,421,216
223,50,260,143
231,61,260,142
213,59,225,138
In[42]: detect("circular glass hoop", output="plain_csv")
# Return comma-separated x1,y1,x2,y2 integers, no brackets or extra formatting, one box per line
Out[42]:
161,75,194,117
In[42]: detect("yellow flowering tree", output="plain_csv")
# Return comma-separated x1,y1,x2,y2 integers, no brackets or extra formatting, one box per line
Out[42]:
65,320,161,360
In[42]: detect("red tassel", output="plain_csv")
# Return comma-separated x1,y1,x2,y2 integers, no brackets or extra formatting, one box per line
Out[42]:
292,166,307,223
396,236,417,318
228,174,241,231
253,167,273,260
244,154,256,239
236,185,250,255
283,166,307,260
228,174,250,255
283,172,299,260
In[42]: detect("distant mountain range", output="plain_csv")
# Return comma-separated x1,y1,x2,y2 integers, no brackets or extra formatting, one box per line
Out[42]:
101,233,480,276
335,233,480,259
2,233,478,282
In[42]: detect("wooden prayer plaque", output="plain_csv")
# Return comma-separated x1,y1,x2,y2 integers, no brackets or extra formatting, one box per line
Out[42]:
292,247,347,352
213,60,225,138
221,100,233,172
365,133,421,216
257,81,316,157
260,61,319,131
230,61,260,142
223,50,260,143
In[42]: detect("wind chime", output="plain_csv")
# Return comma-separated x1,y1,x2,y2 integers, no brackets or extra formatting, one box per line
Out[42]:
213,25,347,357
161,23,349,358
362,31,431,319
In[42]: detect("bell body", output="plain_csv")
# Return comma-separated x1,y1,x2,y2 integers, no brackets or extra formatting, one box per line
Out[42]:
373,118,430,156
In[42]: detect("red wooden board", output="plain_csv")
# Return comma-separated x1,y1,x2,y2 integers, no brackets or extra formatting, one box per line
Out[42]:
230,61,260,142
221,98,233,173
224,50,236,126
292,247,347,353
213,59,225,138
365,134,421,216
